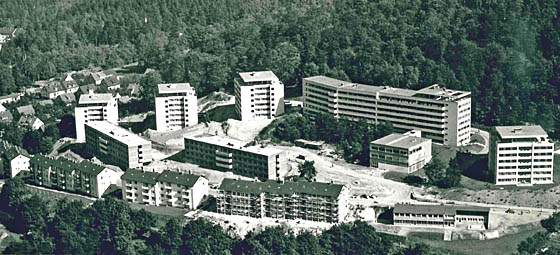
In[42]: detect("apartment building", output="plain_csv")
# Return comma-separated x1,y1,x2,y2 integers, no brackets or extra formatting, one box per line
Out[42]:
217,179,349,223
0,142,31,178
370,130,432,174
29,155,119,198
393,203,491,230
75,93,119,142
302,76,471,146
184,134,286,180
121,169,208,209
85,121,152,169
155,83,198,132
41,80,79,99
489,125,554,186
234,71,285,121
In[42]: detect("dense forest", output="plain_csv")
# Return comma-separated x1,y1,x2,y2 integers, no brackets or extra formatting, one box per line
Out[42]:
1,0,560,136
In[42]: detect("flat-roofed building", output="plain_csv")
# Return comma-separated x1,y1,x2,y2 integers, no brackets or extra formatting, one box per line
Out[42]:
75,93,118,142
489,125,554,186
121,169,208,209
29,155,119,198
155,83,198,132
370,130,432,173
217,179,349,223
184,134,286,180
234,71,284,121
85,121,152,169
393,203,491,230
302,76,471,146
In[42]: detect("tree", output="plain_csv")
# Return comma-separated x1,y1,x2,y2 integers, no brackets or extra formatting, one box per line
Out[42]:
424,157,446,186
295,231,323,255
159,219,183,255
541,212,560,233
86,198,134,255
139,71,162,109
0,63,16,95
130,209,156,238
58,114,76,138
439,156,462,188
0,178,29,215
182,218,235,255
298,160,317,181
23,130,42,154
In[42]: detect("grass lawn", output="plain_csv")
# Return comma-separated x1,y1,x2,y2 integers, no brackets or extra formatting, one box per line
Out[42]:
411,224,544,255
433,144,457,164
203,104,236,122
25,184,96,205
407,231,444,240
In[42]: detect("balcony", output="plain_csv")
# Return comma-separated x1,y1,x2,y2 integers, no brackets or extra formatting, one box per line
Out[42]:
216,156,233,163
216,162,233,169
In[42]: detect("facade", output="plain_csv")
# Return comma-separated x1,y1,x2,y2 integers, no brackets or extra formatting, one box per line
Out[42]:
121,169,208,209
217,179,349,223
155,83,198,132
302,76,471,146
0,93,22,104
184,134,286,180
75,93,119,142
41,81,79,99
234,71,285,121
101,76,121,91
393,203,491,230
0,111,13,123
489,125,554,186
370,130,432,173
18,115,44,131
29,155,119,198
85,121,152,169
0,27,16,51
1,143,31,178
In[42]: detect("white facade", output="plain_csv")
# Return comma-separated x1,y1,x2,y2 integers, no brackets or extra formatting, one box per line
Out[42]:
489,126,554,186
370,130,432,174
234,71,284,121
303,76,471,146
155,83,198,132
10,155,30,178
75,93,118,142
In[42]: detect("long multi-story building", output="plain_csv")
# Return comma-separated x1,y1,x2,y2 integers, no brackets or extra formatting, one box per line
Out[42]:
29,155,119,198
302,76,471,146
217,179,349,223
155,83,198,132
85,121,152,169
121,169,208,209
234,71,284,121
75,93,119,142
489,125,554,186
184,134,286,180
370,130,432,174
393,203,491,230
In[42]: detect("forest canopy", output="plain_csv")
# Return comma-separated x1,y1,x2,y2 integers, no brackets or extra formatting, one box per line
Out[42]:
0,0,560,135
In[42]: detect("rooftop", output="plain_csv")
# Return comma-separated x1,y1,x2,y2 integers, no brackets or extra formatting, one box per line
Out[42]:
495,125,548,139
371,133,430,149
121,169,159,184
219,179,345,198
157,83,194,94
0,104,5,112
393,203,490,215
18,115,42,127
156,170,202,188
78,93,114,105
30,155,108,176
238,71,279,83
0,111,13,122
59,93,76,103
86,121,151,146
0,93,21,101
16,105,35,116
185,134,283,156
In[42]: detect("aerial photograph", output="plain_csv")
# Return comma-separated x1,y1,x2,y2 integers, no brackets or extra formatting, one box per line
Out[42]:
0,0,559,254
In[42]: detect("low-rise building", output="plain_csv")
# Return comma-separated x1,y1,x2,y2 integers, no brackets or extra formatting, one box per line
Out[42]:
217,179,349,223
489,125,554,186
155,83,198,132
234,71,285,121
370,130,432,173
393,203,491,230
29,155,119,198
85,121,152,169
0,142,31,178
18,115,44,131
101,76,121,91
75,93,119,142
41,81,78,99
121,169,208,209
0,111,13,123
16,105,35,116
59,93,76,105
0,93,22,104
184,134,286,180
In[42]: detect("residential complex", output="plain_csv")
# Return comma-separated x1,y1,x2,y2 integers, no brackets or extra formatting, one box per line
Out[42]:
155,83,198,132
121,169,208,209
41,80,79,99
370,130,432,174
85,121,152,169
184,134,286,180
75,93,119,142
217,179,349,223
234,71,284,121
393,203,491,230
488,125,554,186
29,155,119,198
302,76,471,146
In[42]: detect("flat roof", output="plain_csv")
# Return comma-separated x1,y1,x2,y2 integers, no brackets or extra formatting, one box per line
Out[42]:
495,125,548,139
372,133,430,149
219,179,345,198
157,83,194,94
238,71,278,83
79,93,114,104
393,203,490,215
86,121,151,146
185,134,283,156
121,169,159,185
